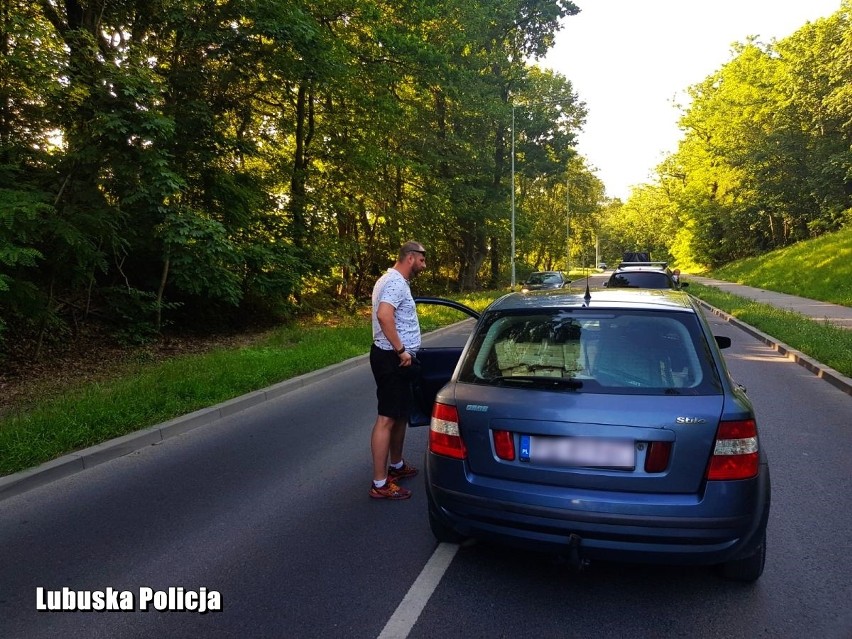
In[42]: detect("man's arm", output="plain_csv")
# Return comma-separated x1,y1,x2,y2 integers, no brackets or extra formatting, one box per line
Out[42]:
377,302,412,365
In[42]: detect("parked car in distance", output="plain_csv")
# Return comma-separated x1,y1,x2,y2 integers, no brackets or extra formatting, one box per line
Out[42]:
521,271,566,291
414,289,770,582
605,261,687,290
597,262,607,270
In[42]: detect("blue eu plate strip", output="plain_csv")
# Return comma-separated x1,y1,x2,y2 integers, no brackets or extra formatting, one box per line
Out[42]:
519,435,531,462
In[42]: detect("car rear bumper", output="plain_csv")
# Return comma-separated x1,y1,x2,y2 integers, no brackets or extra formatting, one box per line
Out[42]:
426,455,771,565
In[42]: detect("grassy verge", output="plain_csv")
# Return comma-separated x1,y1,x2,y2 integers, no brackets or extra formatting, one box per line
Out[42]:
708,225,852,306
0,290,504,477
688,283,852,378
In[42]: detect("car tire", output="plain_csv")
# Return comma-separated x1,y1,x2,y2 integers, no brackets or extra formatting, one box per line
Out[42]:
719,530,766,582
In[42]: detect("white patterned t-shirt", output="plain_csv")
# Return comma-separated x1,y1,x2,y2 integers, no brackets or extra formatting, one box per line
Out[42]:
372,268,421,352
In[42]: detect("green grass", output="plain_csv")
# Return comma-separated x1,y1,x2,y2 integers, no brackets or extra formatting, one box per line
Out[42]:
709,225,852,306
0,290,504,476
685,225,852,378
688,283,852,378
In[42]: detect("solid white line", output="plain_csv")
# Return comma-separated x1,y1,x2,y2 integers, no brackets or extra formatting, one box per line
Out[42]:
377,543,459,639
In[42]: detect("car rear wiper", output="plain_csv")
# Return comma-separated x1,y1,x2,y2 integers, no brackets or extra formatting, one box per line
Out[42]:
487,375,583,389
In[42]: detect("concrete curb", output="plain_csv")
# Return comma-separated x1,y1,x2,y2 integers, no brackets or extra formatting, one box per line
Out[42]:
0,321,470,503
697,299,852,397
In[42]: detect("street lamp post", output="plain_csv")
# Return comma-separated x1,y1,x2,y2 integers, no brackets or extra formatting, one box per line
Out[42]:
511,104,516,289
566,177,570,276
510,98,568,288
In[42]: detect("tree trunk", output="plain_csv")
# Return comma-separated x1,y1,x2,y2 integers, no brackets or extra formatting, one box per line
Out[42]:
490,235,500,288
458,227,486,291
155,254,170,332
290,80,313,251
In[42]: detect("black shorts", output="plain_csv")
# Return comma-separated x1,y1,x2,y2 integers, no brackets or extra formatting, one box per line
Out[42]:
370,345,414,419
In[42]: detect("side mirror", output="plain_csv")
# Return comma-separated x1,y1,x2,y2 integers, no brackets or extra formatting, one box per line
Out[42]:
714,335,732,350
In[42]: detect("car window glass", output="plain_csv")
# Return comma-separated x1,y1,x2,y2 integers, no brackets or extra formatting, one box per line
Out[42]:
593,316,703,389
463,310,719,395
527,273,561,284
608,272,673,288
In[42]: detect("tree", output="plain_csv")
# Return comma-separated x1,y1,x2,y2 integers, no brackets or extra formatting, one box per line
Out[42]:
0,0,65,350
620,3,852,269
2,0,589,359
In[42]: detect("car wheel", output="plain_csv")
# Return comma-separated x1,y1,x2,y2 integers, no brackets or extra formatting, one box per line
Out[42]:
720,530,766,582
427,498,466,544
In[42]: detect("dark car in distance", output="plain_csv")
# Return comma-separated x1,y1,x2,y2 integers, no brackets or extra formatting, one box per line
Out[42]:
414,289,770,581
521,271,566,291
605,261,686,290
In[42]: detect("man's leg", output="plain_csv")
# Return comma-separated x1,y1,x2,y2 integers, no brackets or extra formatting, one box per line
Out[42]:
388,416,408,467
371,414,398,482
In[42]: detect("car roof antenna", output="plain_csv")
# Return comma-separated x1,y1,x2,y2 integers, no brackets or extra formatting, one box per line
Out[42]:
583,273,592,305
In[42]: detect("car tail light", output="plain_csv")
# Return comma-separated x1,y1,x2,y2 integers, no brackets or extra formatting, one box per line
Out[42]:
644,441,671,473
706,419,759,480
493,430,515,461
429,403,467,459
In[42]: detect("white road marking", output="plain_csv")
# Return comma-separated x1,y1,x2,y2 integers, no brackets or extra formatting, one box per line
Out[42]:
377,542,459,639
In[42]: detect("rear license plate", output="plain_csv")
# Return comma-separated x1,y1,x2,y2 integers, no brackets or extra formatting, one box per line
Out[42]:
519,435,635,469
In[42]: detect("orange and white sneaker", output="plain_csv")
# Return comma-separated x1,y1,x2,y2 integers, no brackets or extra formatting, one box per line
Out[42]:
387,460,419,482
369,480,412,500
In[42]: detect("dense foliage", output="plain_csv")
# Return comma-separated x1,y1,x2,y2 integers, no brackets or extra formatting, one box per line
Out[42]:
605,2,852,269
1,0,602,357
5,1,849,359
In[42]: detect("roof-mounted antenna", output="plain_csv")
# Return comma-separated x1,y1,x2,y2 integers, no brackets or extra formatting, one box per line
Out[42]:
583,271,592,305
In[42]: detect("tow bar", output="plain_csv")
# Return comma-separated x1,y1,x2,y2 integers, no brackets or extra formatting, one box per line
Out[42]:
561,533,591,572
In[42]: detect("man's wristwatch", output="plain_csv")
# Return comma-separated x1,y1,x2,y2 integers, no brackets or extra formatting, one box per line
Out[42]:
396,345,406,354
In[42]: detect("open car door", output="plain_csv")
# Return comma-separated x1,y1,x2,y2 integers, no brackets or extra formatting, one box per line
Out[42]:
410,298,480,426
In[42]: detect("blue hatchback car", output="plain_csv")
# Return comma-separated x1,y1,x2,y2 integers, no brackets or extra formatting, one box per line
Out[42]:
414,288,770,581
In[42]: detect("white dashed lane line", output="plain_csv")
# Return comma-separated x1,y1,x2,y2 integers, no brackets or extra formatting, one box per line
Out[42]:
377,543,459,639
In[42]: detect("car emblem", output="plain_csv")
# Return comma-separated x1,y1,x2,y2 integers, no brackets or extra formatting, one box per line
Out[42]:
676,417,706,424
466,404,489,413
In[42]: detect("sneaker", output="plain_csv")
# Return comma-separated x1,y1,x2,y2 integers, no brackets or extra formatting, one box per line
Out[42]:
387,460,419,482
369,480,412,500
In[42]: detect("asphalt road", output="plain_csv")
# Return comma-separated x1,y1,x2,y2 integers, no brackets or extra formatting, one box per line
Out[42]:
1,309,850,638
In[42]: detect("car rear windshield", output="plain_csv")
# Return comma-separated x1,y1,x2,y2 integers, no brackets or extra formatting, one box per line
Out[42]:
458,309,723,396
608,272,673,288
528,273,562,284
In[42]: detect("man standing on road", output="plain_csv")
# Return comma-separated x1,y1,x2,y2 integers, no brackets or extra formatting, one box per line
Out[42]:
369,241,427,500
